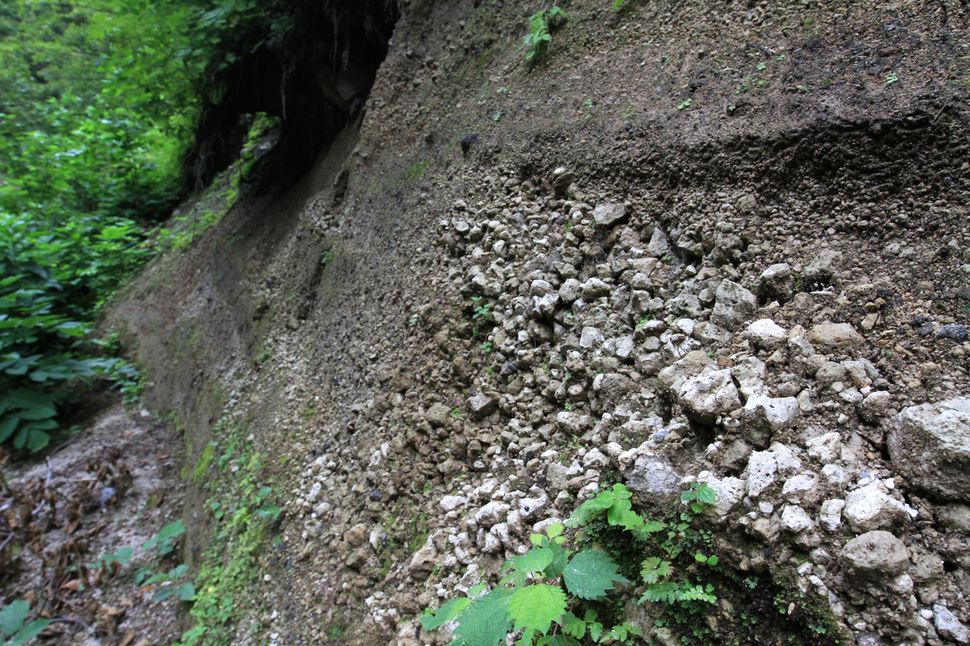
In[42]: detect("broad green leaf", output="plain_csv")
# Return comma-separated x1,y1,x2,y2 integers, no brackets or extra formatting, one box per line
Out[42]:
606,497,632,526
453,587,513,646
563,550,628,600
25,429,50,452
508,584,566,635
0,600,29,637
610,483,632,499
8,618,51,646
545,522,564,539
695,483,716,505
542,540,569,579
421,597,472,631
144,519,185,551
0,413,22,444
562,612,586,639
510,547,554,574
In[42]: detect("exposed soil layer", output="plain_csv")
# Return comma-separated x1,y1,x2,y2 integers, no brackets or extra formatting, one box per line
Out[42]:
104,0,970,645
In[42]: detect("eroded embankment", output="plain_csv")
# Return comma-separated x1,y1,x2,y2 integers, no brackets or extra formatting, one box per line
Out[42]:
107,0,970,644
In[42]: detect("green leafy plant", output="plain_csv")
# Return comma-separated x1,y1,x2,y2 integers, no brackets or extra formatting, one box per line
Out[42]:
677,98,692,110
422,483,720,646
421,522,640,646
471,297,494,337
523,7,567,61
144,519,186,557
885,72,898,84
0,600,50,646
143,564,196,602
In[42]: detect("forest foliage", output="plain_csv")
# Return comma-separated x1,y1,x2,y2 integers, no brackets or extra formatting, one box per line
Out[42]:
0,0,285,451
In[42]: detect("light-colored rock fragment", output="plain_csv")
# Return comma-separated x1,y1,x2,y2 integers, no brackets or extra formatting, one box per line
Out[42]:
712,280,758,330
934,605,970,644
806,432,841,464
886,398,970,501
742,396,799,448
678,366,742,425
745,319,787,350
745,450,778,498
807,321,865,352
781,505,815,533
842,482,913,532
820,499,845,532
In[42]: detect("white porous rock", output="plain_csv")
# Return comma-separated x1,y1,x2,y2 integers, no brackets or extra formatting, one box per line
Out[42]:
519,494,548,520
583,448,610,469
658,350,714,393
711,280,758,331
806,432,842,464
842,482,914,532
742,395,799,448
822,464,848,485
745,319,788,350
745,450,778,498
782,473,820,504
475,501,511,528
781,505,815,534
820,499,845,532
731,355,767,400
580,326,606,349
677,366,742,425
440,495,469,512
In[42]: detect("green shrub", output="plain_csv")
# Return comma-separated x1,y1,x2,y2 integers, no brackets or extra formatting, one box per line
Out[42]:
523,7,567,61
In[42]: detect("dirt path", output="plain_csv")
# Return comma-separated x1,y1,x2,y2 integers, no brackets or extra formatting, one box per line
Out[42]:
1,402,185,646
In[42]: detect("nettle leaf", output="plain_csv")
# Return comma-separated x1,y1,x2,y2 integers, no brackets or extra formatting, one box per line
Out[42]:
453,587,513,646
508,584,567,635
421,597,472,631
511,547,554,575
563,550,628,600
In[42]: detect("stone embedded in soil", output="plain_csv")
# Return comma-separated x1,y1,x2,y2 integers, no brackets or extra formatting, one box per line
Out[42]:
933,604,970,644
711,280,757,331
937,323,969,342
592,203,627,227
842,482,913,532
744,319,787,350
840,530,910,580
425,403,452,427
806,321,866,352
677,366,741,425
757,263,794,302
741,395,799,448
624,454,680,497
466,392,498,419
886,398,970,501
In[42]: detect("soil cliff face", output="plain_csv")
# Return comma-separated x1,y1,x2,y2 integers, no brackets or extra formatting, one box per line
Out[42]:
108,0,970,644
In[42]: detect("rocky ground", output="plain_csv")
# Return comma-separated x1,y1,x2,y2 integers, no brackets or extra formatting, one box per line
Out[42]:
97,0,970,644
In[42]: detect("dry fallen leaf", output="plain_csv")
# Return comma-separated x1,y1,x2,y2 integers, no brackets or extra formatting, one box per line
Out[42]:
60,579,81,592
119,631,136,646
